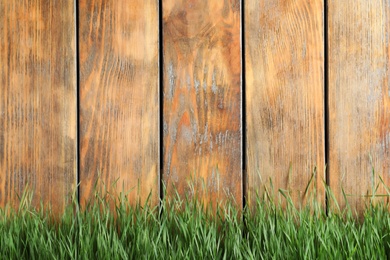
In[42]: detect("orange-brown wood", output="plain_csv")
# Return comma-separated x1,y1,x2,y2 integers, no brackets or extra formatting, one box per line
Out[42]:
79,0,159,206
328,0,390,213
0,0,77,215
163,0,242,207
245,0,325,207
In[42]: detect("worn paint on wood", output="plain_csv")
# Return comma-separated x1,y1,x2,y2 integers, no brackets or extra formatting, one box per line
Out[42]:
0,0,77,214
328,0,390,212
79,0,159,206
163,0,242,207
245,0,325,206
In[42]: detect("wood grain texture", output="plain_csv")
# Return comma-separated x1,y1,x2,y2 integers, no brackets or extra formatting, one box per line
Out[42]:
163,0,242,207
79,0,159,206
0,0,77,214
245,0,325,206
328,0,390,212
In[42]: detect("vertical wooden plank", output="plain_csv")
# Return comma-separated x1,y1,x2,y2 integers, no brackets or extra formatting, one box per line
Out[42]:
0,1,77,215
245,0,325,206
163,0,242,206
329,0,390,212
79,1,159,206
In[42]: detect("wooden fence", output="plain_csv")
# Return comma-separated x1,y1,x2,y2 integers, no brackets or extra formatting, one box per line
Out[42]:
1,0,389,216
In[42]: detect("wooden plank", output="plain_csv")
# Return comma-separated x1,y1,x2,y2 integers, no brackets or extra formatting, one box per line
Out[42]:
79,0,159,206
245,0,325,206
163,0,242,207
0,0,77,215
328,0,390,213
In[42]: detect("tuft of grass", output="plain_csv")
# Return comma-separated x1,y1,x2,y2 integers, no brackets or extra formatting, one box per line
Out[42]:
0,184,390,259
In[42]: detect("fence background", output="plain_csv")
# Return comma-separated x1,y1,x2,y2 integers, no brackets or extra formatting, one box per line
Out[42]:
1,0,389,216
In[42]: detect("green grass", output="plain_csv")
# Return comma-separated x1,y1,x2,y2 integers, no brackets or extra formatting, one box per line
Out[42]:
1,187,390,259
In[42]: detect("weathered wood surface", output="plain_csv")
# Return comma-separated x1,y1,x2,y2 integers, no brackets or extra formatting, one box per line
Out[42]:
163,0,242,206
79,0,159,206
245,0,325,206
0,0,77,214
328,0,390,212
